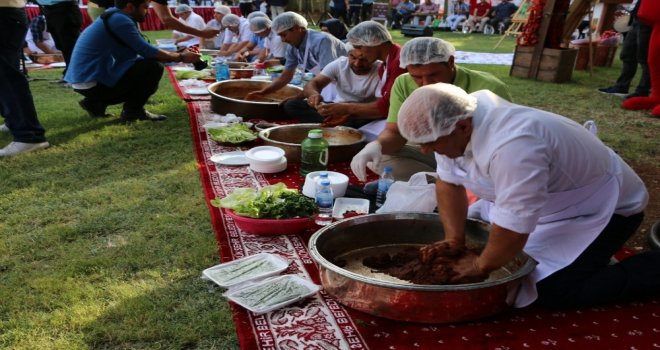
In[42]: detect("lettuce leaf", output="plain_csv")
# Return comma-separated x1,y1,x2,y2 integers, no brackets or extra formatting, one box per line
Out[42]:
211,183,317,219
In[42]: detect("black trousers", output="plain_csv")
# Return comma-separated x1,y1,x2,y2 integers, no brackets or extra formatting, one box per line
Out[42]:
535,212,660,309
613,20,652,95
42,1,82,75
0,8,46,143
74,59,164,114
360,3,373,22
239,2,254,17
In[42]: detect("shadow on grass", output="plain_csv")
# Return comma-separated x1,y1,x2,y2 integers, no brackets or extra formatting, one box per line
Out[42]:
80,276,239,349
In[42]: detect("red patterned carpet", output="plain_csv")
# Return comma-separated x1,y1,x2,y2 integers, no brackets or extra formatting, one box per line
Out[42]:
186,100,660,349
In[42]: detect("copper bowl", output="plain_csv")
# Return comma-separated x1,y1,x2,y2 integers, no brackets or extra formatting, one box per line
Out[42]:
308,213,536,324
258,124,365,163
208,80,301,120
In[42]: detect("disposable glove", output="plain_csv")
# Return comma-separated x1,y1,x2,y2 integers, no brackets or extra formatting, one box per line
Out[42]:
350,141,382,182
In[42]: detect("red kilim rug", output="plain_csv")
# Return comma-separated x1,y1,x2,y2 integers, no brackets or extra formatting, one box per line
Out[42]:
187,101,660,350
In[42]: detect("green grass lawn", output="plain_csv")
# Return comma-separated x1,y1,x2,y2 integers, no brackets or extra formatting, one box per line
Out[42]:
0,30,657,350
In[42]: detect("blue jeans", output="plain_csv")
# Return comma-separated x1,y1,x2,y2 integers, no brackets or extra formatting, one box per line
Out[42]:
0,7,46,143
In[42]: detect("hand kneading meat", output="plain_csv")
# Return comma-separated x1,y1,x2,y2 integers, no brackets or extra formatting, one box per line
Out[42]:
362,243,489,285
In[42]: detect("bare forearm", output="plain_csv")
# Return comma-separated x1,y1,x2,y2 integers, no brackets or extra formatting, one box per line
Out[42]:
377,125,408,154
342,101,380,118
36,42,56,54
435,179,468,244
476,224,528,273
154,4,205,36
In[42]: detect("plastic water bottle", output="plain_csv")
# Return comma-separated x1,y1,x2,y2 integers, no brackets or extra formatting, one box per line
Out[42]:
300,129,328,176
315,179,334,226
375,166,395,208
316,172,329,188
291,70,303,86
215,60,229,81
254,62,267,77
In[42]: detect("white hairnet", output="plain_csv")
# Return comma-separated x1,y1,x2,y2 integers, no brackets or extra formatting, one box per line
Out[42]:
271,11,308,34
397,83,477,143
247,11,268,20
175,4,192,14
250,16,271,33
346,20,392,47
399,37,456,68
214,5,230,14
221,14,240,27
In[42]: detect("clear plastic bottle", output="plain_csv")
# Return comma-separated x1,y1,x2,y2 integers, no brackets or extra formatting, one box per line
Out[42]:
315,178,334,226
254,62,267,77
291,70,303,86
215,60,229,81
300,129,328,176
375,166,395,208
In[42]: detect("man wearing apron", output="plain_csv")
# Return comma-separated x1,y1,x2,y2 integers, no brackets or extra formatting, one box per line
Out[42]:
351,37,511,182
245,12,347,108
397,83,658,308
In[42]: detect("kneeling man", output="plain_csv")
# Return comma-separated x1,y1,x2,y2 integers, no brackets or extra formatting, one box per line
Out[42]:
284,45,382,127
65,0,200,121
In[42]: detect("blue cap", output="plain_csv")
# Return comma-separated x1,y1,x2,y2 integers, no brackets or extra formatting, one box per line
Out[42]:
384,166,393,172
321,179,331,185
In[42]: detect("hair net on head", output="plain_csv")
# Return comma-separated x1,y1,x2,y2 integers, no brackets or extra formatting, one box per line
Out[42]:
397,83,477,144
250,17,272,33
346,21,392,47
214,5,230,15
399,37,456,68
271,11,308,34
247,11,268,20
221,14,240,27
175,4,192,14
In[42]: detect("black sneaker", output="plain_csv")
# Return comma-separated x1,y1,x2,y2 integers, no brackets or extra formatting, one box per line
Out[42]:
120,110,167,122
624,91,650,100
79,99,111,118
598,86,628,97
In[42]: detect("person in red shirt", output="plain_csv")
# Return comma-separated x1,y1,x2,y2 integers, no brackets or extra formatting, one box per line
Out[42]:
464,0,491,33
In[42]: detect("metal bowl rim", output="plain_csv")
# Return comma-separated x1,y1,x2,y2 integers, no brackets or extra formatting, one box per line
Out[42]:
258,123,367,147
308,212,536,292
207,79,302,106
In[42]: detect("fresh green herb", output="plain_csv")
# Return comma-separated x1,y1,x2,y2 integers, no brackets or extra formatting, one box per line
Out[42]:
211,183,317,219
207,258,276,285
207,123,257,144
175,70,213,80
232,278,311,309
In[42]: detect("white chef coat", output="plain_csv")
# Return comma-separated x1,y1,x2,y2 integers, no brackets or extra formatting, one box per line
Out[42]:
222,17,252,45
434,90,648,307
173,12,206,47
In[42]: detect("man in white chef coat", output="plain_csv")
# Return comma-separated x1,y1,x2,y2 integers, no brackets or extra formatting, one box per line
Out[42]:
397,83,658,308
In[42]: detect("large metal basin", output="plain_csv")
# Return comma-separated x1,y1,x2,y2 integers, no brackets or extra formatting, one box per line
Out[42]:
309,213,536,324
208,80,301,120
258,123,365,163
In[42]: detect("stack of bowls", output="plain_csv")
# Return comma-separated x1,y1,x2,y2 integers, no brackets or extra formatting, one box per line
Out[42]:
244,146,287,173
301,171,349,198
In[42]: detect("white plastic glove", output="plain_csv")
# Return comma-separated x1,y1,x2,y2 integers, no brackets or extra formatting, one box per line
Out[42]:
350,141,382,182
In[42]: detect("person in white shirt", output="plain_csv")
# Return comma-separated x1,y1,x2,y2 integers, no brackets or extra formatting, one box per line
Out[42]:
242,16,286,62
201,5,230,49
172,5,206,48
283,45,381,127
396,83,658,309
216,14,253,59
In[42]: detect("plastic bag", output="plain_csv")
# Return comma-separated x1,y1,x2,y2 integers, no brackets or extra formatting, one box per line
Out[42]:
376,172,438,213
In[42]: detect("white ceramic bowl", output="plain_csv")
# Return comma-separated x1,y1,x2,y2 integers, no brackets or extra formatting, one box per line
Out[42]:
245,146,285,166
302,171,349,199
250,156,287,173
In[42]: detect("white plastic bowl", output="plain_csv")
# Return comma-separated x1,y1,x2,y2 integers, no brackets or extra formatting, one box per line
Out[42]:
245,146,285,166
249,156,287,173
302,171,349,199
